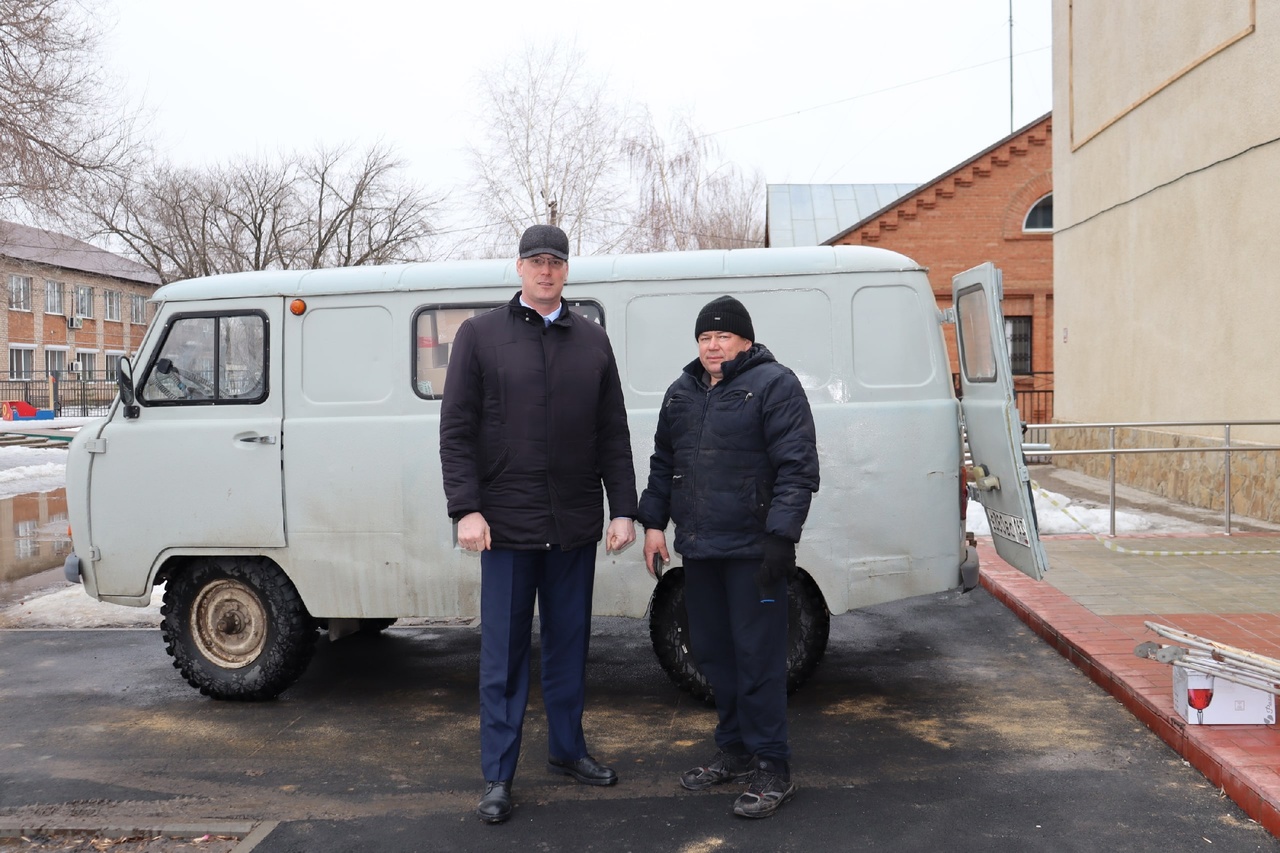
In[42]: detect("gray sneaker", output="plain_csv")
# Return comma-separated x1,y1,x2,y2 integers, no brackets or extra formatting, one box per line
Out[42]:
732,759,797,818
679,750,753,791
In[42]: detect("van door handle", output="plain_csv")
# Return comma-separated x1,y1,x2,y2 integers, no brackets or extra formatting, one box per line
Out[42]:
239,434,277,445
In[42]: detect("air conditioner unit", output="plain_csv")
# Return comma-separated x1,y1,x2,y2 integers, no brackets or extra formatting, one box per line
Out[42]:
66,316,83,329
67,361,82,372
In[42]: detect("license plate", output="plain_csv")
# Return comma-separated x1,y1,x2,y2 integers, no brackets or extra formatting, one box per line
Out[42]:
985,508,1030,547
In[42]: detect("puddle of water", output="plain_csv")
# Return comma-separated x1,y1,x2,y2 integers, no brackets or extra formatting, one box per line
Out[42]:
0,487,72,608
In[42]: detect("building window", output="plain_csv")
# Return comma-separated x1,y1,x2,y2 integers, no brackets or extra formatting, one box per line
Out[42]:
75,285,94,318
78,351,97,377
104,290,121,322
45,349,67,376
105,353,122,379
1024,193,1053,232
130,294,147,324
45,281,65,315
1005,316,1033,375
9,275,31,311
8,347,33,380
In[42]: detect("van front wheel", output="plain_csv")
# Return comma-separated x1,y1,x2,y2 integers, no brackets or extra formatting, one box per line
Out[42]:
161,557,317,700
648,565,830,704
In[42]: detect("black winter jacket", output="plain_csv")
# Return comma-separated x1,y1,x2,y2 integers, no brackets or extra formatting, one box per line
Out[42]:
439,294,637,550
637,343,819,560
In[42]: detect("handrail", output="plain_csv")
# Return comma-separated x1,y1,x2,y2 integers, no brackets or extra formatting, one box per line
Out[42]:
1033,419,1280,430
1021,420,1280,536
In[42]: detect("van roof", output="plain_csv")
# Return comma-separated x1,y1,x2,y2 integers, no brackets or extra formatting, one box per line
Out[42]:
151,245,924,303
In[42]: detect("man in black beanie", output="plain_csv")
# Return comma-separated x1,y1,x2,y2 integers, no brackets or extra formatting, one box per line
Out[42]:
637,294,819,819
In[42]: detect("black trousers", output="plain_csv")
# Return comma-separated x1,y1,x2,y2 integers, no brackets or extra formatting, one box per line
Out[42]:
683,557,790,762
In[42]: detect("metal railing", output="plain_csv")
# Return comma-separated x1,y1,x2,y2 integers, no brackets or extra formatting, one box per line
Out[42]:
0,371,117,418
1026,420,1280,536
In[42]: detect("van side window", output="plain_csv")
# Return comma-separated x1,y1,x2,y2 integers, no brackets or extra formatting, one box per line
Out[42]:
139,313,268,404
414,301,603,399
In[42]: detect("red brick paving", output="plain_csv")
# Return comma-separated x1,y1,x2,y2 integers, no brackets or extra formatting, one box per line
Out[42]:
978,538,1280,837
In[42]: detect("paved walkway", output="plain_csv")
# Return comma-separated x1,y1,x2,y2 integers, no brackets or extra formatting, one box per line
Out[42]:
981,527,1280,837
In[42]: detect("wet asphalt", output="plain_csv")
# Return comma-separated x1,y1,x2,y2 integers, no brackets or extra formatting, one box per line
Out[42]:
1,587,1277,853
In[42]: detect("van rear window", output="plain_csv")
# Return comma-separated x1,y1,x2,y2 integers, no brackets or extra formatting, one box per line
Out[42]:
414,301,602,399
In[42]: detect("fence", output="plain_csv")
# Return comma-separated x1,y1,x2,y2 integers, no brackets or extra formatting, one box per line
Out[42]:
1027,420,1280,536
0,371,118,418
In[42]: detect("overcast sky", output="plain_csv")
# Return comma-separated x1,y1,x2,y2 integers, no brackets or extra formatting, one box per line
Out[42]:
101,0,1051,200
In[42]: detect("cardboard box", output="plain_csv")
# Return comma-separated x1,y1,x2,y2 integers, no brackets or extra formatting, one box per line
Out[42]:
1173,664,1275,725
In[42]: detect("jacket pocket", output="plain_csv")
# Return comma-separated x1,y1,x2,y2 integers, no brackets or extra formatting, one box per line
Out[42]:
669,473,689,524
482,446,512,483
752,478,774,525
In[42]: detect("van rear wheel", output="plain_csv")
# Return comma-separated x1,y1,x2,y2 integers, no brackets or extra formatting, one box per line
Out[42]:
648,565,830,704
161,557,317,700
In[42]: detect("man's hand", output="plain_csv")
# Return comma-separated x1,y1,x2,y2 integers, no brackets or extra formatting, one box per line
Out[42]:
643,528,670,579
457,512,491,552
606,517,636,553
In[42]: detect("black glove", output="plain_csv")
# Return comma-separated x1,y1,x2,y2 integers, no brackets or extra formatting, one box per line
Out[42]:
756,534,796,601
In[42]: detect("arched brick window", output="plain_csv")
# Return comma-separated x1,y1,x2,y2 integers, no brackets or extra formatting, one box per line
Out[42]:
1023,193,1053,232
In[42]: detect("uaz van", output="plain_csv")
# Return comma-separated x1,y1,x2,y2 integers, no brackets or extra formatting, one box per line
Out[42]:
63,246,1048,700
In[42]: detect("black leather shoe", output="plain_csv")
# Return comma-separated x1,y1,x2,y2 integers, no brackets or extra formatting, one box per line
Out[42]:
476,780,512,823
547,754,618,786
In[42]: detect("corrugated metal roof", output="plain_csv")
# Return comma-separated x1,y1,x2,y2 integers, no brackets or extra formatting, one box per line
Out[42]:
766,183,919,247
0,221,161,286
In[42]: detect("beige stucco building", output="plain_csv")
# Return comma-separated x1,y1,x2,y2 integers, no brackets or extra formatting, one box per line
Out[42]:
1051,0,1280,521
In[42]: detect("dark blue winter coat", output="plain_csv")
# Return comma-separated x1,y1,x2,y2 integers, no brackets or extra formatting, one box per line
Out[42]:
637,343,819,559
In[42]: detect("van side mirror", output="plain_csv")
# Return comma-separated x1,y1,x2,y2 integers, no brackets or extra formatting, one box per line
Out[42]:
117,357,139,419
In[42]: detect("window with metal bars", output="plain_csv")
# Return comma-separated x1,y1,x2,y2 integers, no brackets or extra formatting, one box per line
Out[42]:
1004,316,1032,374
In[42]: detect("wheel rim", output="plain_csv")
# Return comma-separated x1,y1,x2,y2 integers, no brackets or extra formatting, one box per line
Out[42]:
190,578,268,669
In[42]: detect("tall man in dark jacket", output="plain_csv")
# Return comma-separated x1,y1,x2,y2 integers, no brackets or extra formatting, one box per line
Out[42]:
440,224,638,825
638,295,819,819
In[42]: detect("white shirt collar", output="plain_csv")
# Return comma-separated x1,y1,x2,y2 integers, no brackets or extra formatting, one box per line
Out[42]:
520,296,562,325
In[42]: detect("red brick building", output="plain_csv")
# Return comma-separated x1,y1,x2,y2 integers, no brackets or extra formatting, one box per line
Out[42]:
0,221,161,383
824,113,1054,420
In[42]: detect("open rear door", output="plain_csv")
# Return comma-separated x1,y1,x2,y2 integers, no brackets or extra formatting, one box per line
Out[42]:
953,263,1049,580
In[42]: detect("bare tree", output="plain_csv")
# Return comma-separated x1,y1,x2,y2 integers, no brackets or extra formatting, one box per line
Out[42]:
291,144,440,268
465,45,764,257
465,43,631,257
0,0,137,211
622,113,765,253
74,143,445,282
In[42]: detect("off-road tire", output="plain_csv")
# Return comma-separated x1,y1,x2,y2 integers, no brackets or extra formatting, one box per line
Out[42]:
161,556,317,700
648,565,830,704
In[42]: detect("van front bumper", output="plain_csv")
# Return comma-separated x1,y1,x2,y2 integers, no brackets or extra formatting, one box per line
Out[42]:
64,553,82,584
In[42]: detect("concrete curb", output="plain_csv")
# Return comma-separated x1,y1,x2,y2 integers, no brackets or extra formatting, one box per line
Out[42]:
0,820,277,850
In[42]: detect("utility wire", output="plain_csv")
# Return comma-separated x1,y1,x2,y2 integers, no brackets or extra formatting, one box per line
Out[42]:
698,45,1051,141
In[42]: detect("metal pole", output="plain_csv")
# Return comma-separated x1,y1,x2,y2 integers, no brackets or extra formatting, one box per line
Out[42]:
1109,426,1117,537
1008,0,1015,134
1224,424,1233,535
